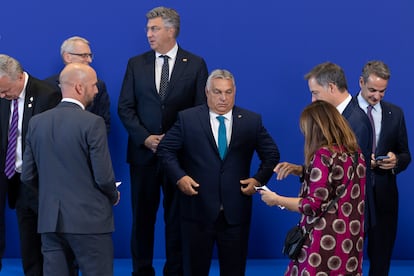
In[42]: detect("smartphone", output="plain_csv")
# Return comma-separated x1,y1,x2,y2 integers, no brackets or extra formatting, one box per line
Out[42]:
375,155,390,161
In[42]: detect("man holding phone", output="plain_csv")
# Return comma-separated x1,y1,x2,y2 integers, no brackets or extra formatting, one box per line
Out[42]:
357,60,411,276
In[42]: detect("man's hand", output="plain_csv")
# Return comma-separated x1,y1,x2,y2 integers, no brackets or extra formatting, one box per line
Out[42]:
373,152,398,170
144,134,165,153
177,175,199,196
240,178,260,196
274,162,302,180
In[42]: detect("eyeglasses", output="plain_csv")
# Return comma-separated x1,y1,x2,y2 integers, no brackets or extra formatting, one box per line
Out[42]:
68,52,94,59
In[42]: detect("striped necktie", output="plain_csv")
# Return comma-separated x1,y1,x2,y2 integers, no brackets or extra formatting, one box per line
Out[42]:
4,99,19,179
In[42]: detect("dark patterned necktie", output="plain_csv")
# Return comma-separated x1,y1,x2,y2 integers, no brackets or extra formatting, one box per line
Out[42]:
159,55,170,100
4,99,19,179
367,105,376,154
217,115,227,159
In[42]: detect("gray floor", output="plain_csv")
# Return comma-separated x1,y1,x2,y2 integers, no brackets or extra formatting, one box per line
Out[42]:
2,258,414,275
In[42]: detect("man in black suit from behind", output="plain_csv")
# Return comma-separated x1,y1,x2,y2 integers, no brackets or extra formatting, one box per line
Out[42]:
157,69,280,276
0,54,61,274
21,63,120,276
118,6,208,276
45,36,111,133
356,60,411,276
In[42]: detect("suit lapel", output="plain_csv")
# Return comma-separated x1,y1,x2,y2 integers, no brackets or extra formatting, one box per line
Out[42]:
198,105,221,157
0,99,11,151
377,102,391,150
22,76,36,144
229,107,243,152
166,48,187,99
145,51,158,98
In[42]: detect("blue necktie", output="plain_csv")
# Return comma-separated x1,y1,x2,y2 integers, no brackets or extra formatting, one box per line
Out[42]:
217,115,227,159
4,99,19,179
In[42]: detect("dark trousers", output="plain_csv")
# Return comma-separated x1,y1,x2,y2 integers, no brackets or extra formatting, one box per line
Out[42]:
181,211,250,276
130,163,182,276
0,174,7,270
367,179,399,276
41,232,113,276
6,173,43,276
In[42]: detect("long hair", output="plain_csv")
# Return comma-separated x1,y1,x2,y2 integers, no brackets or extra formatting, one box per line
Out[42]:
300,100,359,165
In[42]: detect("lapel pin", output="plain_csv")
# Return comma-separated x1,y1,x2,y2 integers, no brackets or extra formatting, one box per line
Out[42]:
28,103,32,108
238,115,242,118
182,58,188,62
29,96,33,102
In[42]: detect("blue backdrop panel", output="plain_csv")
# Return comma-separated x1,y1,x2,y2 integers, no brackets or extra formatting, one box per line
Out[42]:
1,0,413,259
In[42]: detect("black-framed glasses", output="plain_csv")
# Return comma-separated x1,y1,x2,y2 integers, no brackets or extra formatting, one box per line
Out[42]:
68,52,94,59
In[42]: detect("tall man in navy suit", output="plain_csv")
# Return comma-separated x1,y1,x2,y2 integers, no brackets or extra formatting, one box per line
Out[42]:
157,69,280,276
118,6,208,276
0,54,61,274
45,36,111,133
21,63,120,276
357,60,411,276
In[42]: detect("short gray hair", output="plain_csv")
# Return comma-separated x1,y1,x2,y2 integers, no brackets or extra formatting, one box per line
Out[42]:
146,6,180,38
60,36,90,57
0,54,23,80
206,69,236,91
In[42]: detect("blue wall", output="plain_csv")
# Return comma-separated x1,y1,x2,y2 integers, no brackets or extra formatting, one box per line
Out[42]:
2,0,413,259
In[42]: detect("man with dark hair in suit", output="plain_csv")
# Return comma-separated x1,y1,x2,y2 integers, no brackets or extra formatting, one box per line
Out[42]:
45,36,111,133
0,54,61,274
357,60,411,276
157,69,280,276
21,63,120,276
118,6,208,276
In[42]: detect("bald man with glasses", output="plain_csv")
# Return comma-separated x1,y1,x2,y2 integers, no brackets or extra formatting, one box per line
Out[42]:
45,36,111,133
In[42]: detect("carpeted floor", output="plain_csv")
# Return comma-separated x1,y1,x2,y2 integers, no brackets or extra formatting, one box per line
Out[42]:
2,258,414,275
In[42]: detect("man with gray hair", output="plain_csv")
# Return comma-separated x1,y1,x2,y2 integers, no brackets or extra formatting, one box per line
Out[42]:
118,6,208,276
0,54,61,274
45,36,111,133
157,69,279,276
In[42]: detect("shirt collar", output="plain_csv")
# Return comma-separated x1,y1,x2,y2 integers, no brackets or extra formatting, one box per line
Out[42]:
61,98,85,110
156,43,178,60
336,94,352,114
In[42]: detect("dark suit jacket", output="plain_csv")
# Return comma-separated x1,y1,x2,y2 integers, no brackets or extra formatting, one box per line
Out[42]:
21,102,118,234
157,105,280,225
45,74,111,133
343,96,375,228
118,47,208,166
373,100,411,183
0,75,61,207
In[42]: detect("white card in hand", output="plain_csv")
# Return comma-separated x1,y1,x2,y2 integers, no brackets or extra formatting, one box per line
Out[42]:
116,181,122,187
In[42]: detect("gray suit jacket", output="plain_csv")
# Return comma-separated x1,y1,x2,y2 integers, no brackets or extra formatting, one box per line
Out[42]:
21,101,118,234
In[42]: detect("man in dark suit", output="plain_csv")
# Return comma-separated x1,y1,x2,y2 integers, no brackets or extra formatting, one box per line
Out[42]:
45,36,111,133
0,54,61,274
304,62,376,229
21,63,120,276
356,60,411,276
118,6,208,276
157,69,280,276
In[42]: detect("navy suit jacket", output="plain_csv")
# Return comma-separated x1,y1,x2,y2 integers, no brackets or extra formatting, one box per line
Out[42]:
21,102,118,234
118,47,208,166
157,105,280,225
45,74,111,133
0,75,61,207
343,96,375,227
373,100,411,182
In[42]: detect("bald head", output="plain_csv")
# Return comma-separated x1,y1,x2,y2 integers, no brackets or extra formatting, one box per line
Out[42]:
59,63,98,107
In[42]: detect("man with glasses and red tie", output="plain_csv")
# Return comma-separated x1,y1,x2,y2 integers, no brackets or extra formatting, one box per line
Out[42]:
0,54,61,274
45,36,111,133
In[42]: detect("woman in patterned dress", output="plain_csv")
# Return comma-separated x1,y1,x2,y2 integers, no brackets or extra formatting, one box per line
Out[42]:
260,100,366,275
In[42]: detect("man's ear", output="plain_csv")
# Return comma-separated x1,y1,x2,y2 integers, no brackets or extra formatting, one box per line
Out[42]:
62,52,71,64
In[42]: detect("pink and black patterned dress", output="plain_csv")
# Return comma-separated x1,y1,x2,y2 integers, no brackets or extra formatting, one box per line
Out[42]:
285,146,366,276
